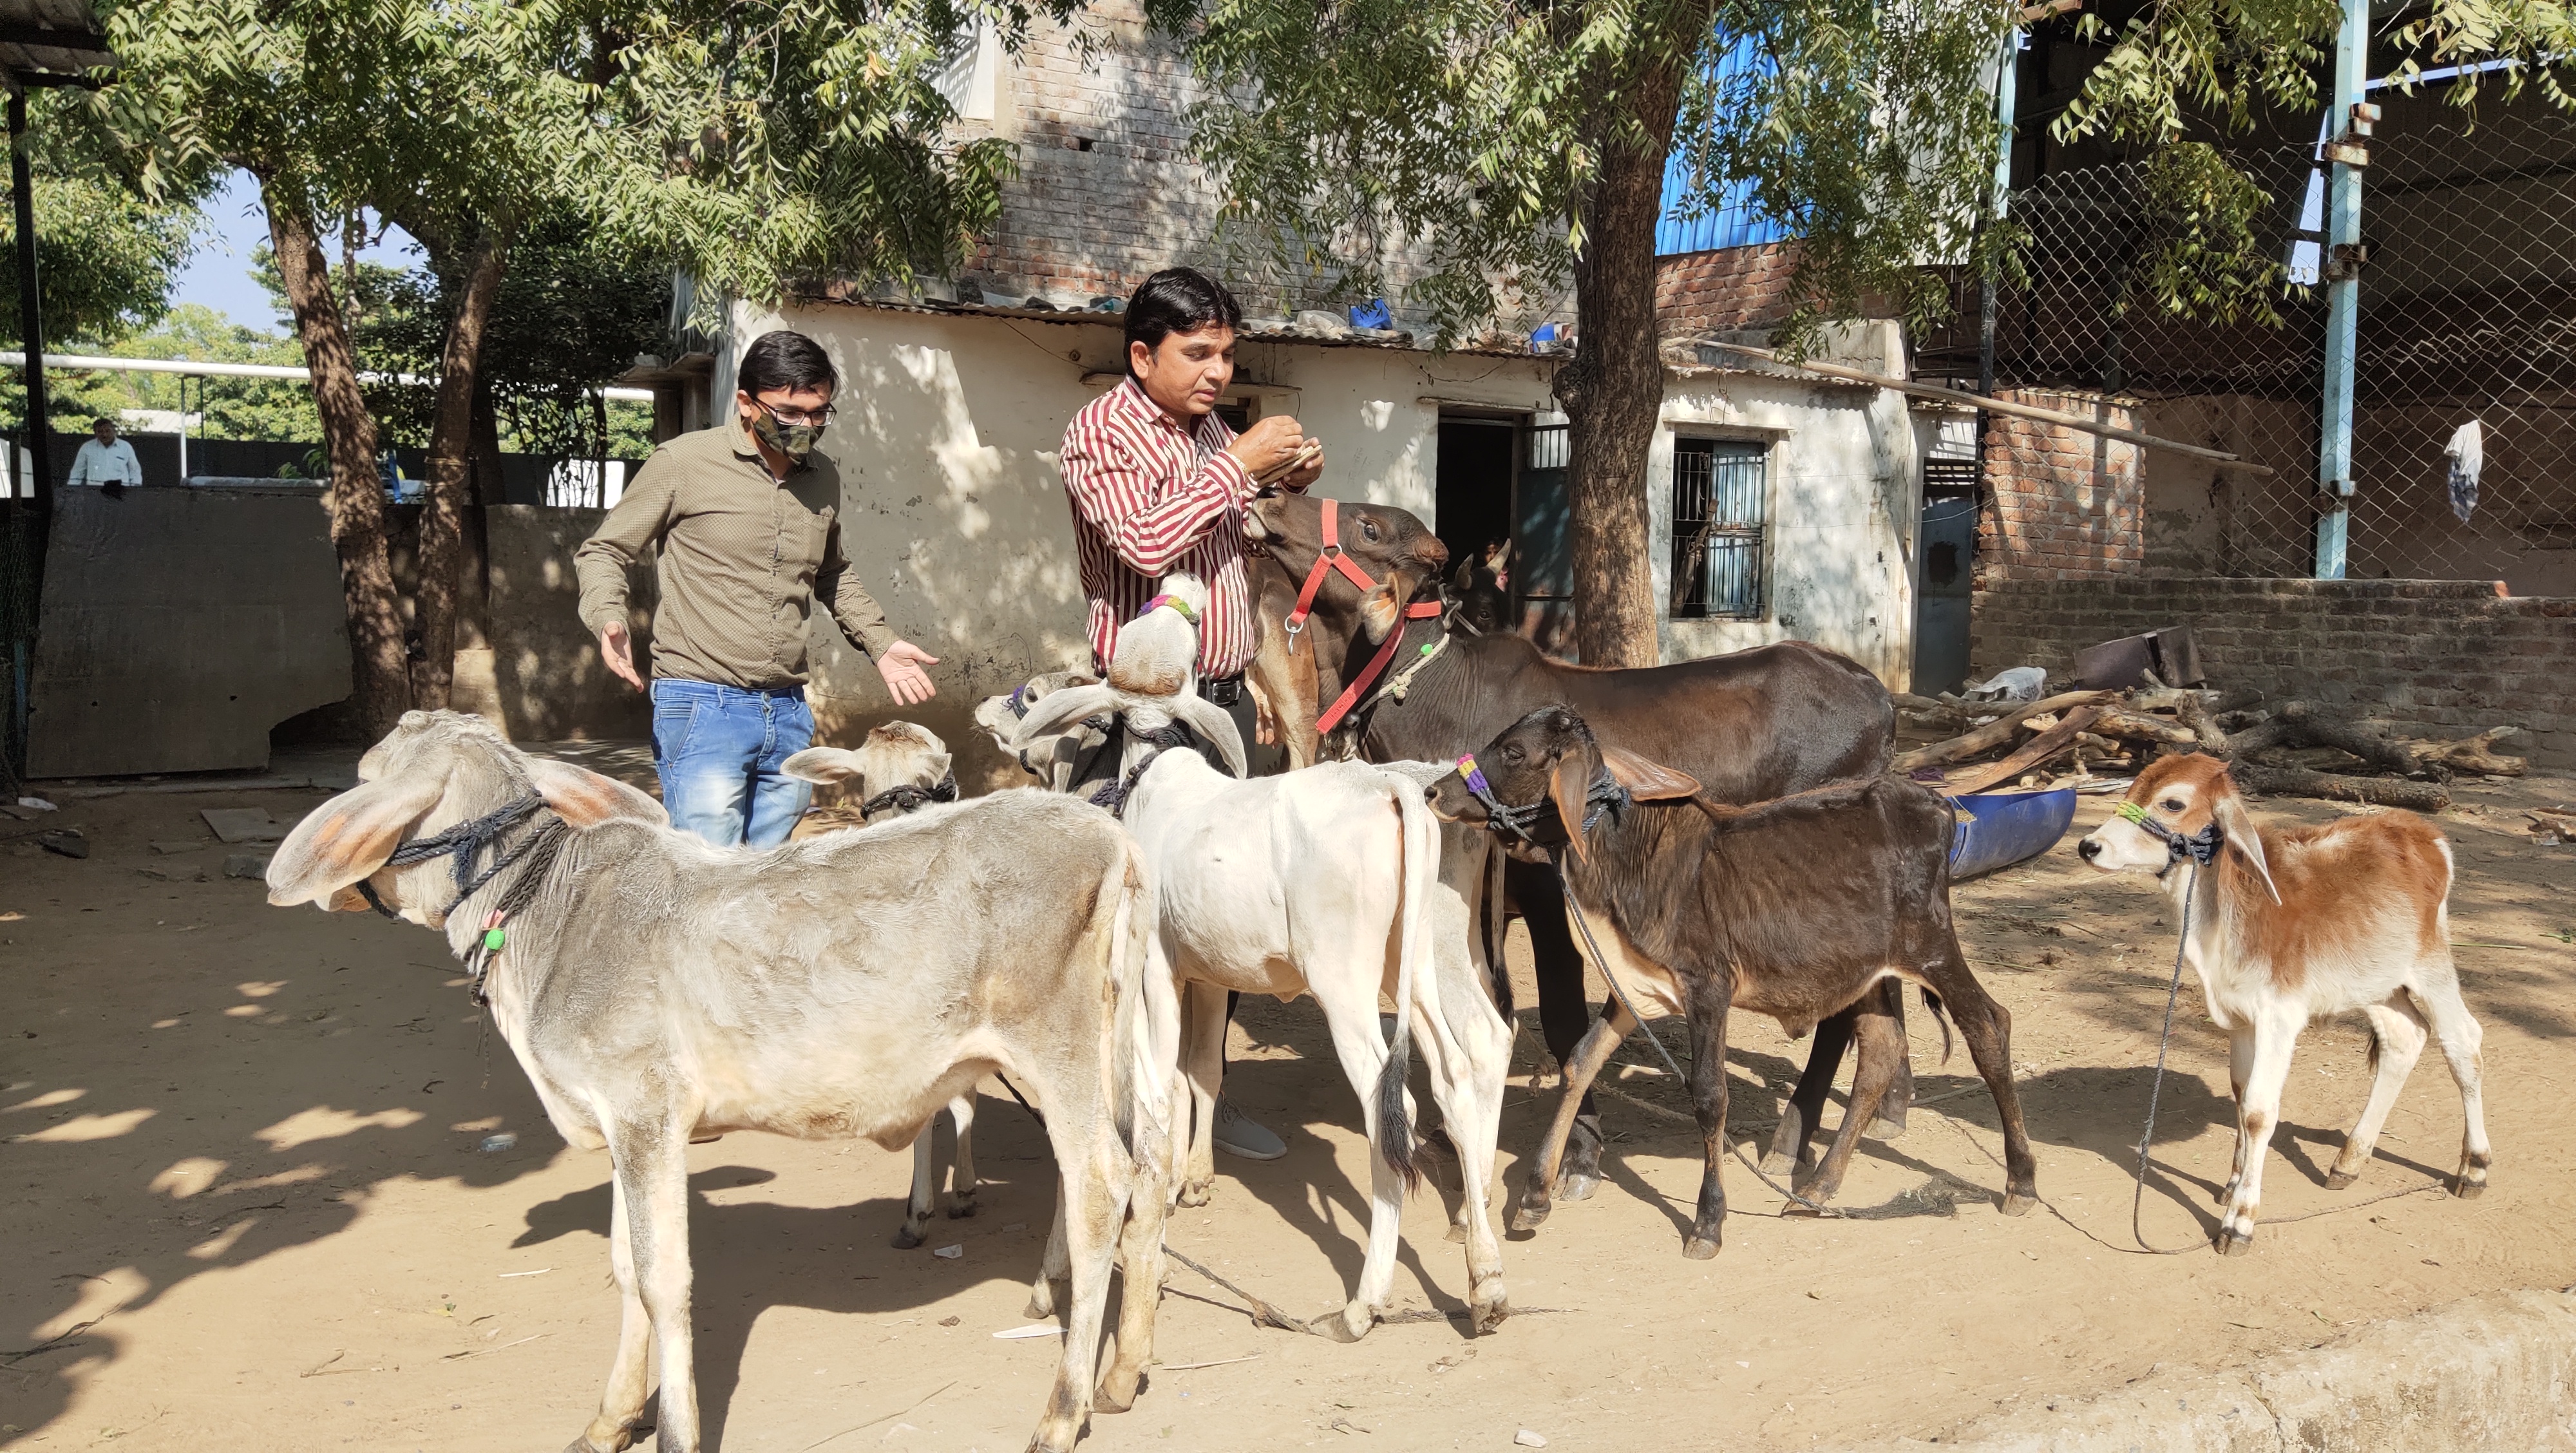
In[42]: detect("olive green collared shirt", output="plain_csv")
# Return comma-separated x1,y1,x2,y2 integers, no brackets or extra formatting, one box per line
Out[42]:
574,422,896,690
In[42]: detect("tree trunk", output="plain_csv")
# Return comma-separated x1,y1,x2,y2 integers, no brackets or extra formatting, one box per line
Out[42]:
457,381,506,652
1555,55,1687,670
412,233,509,710
260,175,410,737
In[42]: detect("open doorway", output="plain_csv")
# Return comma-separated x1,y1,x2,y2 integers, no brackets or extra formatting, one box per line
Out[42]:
1434,414,1516,582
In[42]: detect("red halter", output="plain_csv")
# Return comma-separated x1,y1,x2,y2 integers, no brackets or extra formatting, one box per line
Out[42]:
1279,499,1444,736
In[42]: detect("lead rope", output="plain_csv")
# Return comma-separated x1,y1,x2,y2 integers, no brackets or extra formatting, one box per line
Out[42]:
2128,862,2206,1255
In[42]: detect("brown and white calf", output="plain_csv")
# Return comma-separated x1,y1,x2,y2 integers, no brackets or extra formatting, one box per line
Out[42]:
2077,753,2491,1254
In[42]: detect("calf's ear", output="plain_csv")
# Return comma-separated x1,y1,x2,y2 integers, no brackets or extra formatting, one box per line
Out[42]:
1173,693,1250,778
1359,581,1404,643
1600,745,1700,802
1012,683,1121,748
779,746,867,787
527,757,670,828
1548,748,1597,863
2209,779,2280,904
267,773,444,909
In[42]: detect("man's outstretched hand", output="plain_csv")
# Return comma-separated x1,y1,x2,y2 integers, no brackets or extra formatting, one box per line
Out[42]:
877,640,940,707
598,620,647,692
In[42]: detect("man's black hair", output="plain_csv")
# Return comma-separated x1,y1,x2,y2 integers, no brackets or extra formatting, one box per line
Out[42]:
737,329,840,399
1124,267,1242,377
91,417,115,431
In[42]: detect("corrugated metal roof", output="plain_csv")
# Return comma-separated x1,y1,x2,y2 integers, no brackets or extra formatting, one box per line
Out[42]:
0,0,115,80
1658,33,1794,257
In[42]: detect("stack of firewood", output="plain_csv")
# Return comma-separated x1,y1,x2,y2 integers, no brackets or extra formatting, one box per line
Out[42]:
1891,687,2524,812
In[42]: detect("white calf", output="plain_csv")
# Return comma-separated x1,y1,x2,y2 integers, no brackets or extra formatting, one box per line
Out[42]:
784,723,982,1249
1008,585,1513,1341
2078,752,2490,1255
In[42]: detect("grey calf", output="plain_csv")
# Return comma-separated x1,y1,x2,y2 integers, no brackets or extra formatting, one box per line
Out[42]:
782,723,983,1248
267,711,1170,1453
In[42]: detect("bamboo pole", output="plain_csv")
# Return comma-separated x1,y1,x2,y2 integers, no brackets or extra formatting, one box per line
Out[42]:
1701,342,2278,477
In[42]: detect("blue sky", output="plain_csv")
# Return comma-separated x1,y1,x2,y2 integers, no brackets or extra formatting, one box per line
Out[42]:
168,169,421,332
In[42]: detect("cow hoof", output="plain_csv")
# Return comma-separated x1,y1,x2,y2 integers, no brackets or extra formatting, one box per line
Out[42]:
1681,1235,1720,1260
1555,1170,1600,1204
2452,1177,2486,1200
1470,1282,1510,1335
1759,1148,1797,1177
947,1199,980,1220
1444,1220,1469,1244
2325,1170,2360,1191
1864,1108,1907,1142
1177,1178,1214,1208
2215,1228,2255,1257
893,1226,926,1250
564,1423,639,1453
1308,1304,1371,1344
2000,1190,2037,1218
1509,1199,1551,1233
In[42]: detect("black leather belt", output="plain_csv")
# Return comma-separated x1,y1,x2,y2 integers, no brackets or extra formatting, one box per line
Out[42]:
1199,674,1244,708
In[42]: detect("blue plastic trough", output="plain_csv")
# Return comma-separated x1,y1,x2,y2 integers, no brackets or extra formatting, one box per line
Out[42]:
1947,786,2080,882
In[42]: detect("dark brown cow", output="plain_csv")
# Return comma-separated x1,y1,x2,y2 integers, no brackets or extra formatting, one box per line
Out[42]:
1425,706,2038,1256
1242,490,1902,1195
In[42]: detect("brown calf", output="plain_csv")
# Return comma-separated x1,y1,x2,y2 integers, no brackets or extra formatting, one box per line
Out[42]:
1425,706,2038,1258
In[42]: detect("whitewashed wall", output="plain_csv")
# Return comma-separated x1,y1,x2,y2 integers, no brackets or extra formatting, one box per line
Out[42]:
726,298,1558,780
1652,325,1925,689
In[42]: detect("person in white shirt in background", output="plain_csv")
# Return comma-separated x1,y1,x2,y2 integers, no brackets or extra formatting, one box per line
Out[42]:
68,417,143,497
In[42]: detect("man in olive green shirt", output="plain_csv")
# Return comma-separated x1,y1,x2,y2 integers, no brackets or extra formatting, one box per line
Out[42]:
575,328,940,847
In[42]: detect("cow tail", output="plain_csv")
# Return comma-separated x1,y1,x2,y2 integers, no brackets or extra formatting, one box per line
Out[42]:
1920,988,1955,1067
1108,842,1167,1166
1481,837,1513,1020
1375,777,1434,1192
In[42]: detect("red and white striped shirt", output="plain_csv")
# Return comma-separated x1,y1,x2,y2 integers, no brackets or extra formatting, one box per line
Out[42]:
1060,377,1303,678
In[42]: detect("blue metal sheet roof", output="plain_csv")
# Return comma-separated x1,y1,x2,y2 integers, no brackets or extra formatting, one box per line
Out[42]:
1656,34,1794,256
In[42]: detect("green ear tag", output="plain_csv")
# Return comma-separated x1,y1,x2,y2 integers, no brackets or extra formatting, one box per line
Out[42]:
482,926,507,953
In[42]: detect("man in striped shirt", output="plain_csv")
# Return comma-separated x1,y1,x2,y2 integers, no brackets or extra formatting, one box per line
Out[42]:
1061,267,1319,696
1060,266,1320,1160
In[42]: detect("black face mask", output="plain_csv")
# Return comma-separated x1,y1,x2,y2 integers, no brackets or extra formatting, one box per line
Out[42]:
750,408,821,463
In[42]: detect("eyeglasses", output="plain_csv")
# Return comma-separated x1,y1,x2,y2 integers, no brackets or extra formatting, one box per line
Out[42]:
753,398,837,428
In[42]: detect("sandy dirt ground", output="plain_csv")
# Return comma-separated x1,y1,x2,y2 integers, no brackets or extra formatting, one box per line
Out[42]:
5,757,2574,1452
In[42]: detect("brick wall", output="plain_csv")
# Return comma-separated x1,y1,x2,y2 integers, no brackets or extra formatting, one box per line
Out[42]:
1973,576,2576,765
945,5,1540,327
1654,242,1802,334
1978,389,2145,581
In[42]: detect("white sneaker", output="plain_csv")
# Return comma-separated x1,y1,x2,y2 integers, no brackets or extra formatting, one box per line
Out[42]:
1212,1098,1285,1160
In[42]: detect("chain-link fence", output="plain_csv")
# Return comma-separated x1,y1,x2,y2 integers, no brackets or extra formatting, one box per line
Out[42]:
2349,117,2576,587
1919,113,2576,587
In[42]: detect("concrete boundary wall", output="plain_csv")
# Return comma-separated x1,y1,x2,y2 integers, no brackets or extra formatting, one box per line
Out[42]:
1877,1286,2576,1452
1973,576,2576,766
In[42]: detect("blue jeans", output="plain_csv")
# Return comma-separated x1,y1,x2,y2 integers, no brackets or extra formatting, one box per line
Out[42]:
650,678,816,848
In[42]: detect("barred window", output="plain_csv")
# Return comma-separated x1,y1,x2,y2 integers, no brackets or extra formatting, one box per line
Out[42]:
1669,437,1766,620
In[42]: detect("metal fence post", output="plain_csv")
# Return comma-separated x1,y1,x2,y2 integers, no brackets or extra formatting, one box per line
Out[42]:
2315,0,2368,579
1979,25,2018,401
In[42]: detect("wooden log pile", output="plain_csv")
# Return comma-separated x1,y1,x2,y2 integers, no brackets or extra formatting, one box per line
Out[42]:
1891,686,2526,813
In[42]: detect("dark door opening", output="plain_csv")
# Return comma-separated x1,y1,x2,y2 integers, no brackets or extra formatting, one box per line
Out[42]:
1434,417,1516,577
